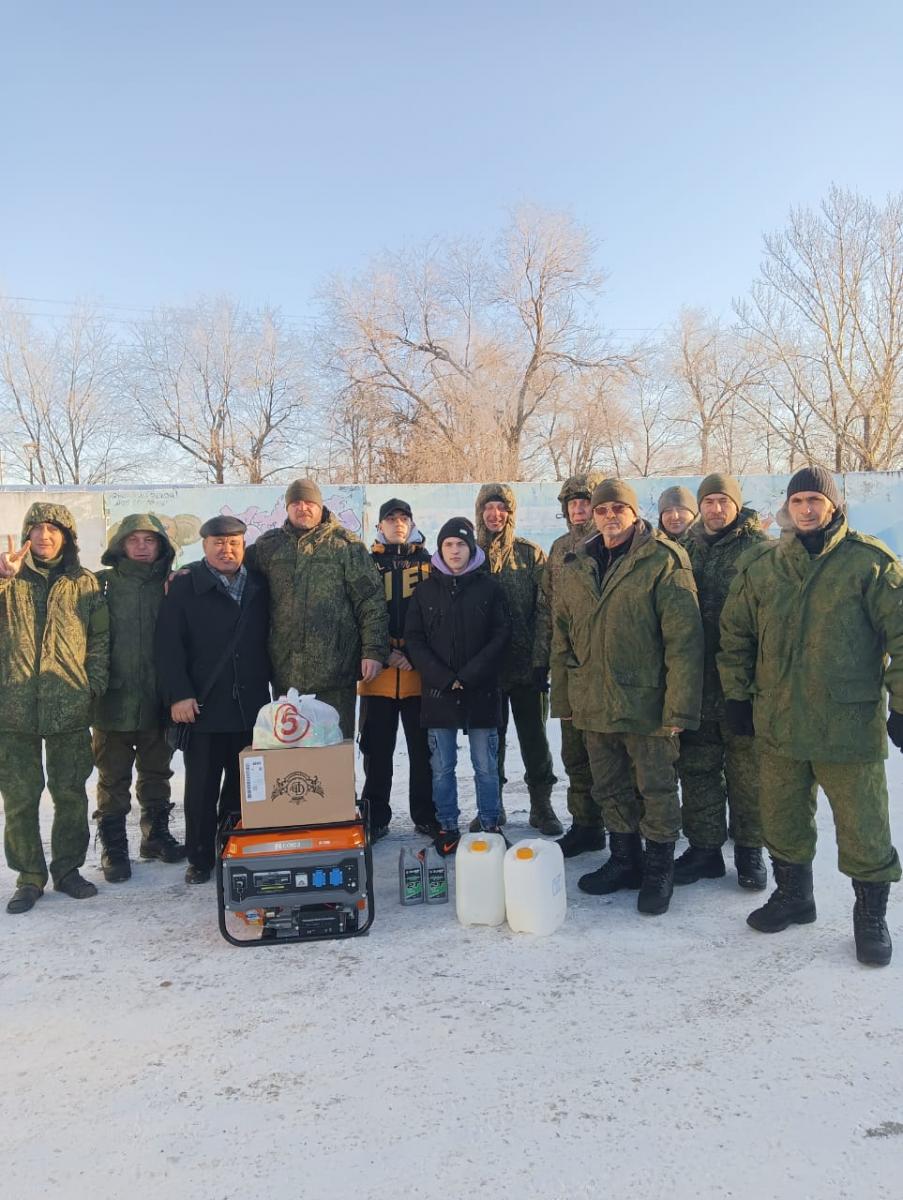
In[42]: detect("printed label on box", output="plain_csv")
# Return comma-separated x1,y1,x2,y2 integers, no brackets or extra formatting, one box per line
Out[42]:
242,755,267,803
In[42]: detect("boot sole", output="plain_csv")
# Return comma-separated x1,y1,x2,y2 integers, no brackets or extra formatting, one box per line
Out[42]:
747,905,817,933
674,867,726,886
140,849,187,863
856,947,892,967
578,873,643,895
102,869,132,883
737,876,768,891
637,897,672,915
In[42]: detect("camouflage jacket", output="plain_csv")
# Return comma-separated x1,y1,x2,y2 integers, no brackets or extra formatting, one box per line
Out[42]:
684,507,768,720
718,515,903,763
475,482,547,691
0,501,109,734
551,520,704,734
534,471,605,674
93,513,176,731
246,509,389,695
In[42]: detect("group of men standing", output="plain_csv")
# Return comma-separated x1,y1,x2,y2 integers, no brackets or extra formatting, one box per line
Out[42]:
0,467,899,968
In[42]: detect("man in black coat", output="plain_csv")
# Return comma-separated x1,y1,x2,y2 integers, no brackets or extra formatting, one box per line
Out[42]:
155,515,271,883
404,517,510,856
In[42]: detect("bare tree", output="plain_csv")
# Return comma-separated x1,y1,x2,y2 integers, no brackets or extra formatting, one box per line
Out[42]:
736,186,903,471
320,208,628,480
128,297,307,483
0,301,133,484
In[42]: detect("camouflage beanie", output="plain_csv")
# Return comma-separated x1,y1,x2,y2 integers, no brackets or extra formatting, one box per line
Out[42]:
658,485,698,516
590,479,639,514
697,472,742,510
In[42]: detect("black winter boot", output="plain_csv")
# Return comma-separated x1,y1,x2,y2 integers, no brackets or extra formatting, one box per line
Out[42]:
528,789,564,837
734,845,767,891
6,884,43,914
557,824,606,858
139,804,187,863
578,832,643,895
852,880,892,967
98,815,131,883
638,840,675,915
747,858,816,932
673,844,725,885
54,871,98,899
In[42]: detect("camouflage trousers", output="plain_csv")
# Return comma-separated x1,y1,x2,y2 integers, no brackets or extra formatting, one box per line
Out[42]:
316,686,357,741
560,718,602,828
92,728,173,819
584,729,680,843
498,686,557,801
759,751,901,883
0,730,94,889
678,719,762,848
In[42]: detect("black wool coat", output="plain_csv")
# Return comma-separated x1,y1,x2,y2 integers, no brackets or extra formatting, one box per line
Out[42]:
154,561,272,733
404,568,510,729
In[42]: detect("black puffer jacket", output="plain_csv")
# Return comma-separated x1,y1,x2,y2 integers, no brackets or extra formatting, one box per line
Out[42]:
404,561,510,729
154,561,272,733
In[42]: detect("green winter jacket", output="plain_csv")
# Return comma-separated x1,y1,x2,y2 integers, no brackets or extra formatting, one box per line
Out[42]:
246,509,389,695
684,507,768,720
718,514,903,763
551,520,704,734
0,501,109,734
534,472,605,673
93,513,176,732
476,482,547,691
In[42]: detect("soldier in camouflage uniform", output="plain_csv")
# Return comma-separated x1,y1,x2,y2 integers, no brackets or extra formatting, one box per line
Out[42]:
551,479,704,915
719,466,903,966
472,483,561,836
657,485,698,543
675,473,768,890
536,472,607,856
92,514,185,883
245,479,389,739
0,503,109,913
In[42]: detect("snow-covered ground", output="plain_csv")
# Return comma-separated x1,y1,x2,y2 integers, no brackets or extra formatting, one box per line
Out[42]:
2,724,902,1200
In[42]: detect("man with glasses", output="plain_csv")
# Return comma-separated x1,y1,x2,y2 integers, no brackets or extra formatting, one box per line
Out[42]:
551,480,704,916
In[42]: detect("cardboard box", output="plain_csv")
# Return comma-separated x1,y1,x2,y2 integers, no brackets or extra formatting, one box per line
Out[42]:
239,740,357,829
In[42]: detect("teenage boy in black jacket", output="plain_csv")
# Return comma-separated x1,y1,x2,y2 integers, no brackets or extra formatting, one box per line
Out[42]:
404,518,510,856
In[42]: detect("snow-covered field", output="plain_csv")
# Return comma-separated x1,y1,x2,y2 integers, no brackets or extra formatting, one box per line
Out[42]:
2,724,902,1200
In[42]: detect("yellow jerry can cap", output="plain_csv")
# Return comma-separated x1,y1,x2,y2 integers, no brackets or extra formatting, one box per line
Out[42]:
515,846,535,860
470,840,489,852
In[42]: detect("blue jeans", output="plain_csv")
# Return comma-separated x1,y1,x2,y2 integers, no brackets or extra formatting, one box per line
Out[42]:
428,728,501,832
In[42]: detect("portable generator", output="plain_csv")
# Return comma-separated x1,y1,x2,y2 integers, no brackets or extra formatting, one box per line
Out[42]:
215,813,375,946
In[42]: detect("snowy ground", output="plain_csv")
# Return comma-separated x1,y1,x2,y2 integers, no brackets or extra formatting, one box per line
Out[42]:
2,724,902,1200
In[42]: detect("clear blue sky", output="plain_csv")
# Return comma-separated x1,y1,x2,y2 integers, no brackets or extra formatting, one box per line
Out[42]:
2,0,901,338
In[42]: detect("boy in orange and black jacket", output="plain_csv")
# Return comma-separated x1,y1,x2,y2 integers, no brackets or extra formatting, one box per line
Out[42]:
358,499,438,839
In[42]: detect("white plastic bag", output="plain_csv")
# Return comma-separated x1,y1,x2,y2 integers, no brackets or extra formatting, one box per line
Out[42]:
252,688,343,749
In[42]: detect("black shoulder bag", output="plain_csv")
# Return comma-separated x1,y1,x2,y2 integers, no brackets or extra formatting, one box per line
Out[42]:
165,597,256,753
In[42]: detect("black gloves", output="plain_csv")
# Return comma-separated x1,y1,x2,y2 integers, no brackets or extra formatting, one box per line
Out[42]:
724,699,755,737
532,666,550,693
888,709,903,751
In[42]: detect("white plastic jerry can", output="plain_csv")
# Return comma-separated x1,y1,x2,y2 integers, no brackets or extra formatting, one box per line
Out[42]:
503,839,567,936
455,832,507,927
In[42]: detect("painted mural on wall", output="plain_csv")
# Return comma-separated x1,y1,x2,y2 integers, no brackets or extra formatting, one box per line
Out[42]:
104,485,364,566
1,473,899,568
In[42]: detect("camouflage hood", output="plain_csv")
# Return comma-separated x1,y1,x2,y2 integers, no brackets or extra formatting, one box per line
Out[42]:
101,512,176,569
557,470,606,527
21,501,81,571
475,482,517,558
